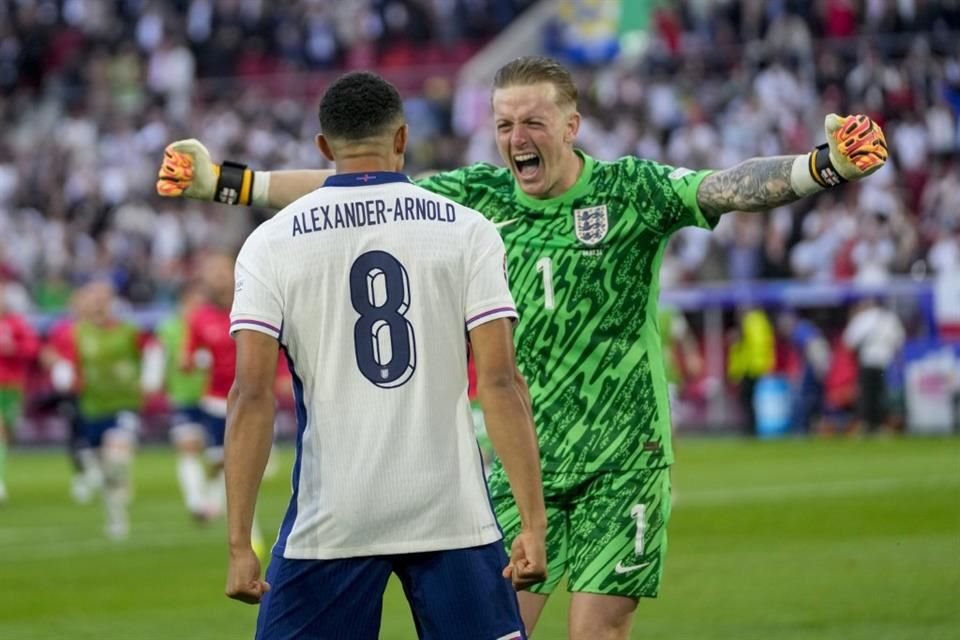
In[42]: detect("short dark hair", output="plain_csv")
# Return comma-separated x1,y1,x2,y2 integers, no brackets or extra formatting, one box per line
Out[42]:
318,71,404,141
492,56,578,108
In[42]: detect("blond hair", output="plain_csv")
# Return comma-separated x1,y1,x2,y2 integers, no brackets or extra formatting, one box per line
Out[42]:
492,56,579,109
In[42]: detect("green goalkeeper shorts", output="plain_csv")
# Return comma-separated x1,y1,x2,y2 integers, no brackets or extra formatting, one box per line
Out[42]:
488,465,671,598
0,387,23,431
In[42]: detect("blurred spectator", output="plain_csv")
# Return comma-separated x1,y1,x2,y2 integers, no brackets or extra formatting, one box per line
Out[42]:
789,194,851,282
777,311,831,433
850,212,897,285
727,307,776,436
660,305,704,395
842,298,906,432
929,226,960,341
928,228,960,276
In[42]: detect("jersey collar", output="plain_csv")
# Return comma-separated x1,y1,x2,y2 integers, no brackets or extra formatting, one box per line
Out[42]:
511,150,595,210
323,172,412,187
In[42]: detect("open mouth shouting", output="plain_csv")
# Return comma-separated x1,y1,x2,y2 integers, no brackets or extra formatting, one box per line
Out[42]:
513,152,542,182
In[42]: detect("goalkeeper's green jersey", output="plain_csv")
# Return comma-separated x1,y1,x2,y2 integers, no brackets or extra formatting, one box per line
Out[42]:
419,152,714,472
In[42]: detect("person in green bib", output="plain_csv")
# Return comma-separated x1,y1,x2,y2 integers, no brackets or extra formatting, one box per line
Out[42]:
67,281,147,539
152,283,211,520
156,56,888,639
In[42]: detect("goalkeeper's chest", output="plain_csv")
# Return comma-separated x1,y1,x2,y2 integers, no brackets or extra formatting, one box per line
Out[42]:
499,200,643,257
499,201,654,313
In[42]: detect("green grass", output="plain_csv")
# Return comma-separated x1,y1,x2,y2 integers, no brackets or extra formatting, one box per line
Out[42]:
1,436,958,639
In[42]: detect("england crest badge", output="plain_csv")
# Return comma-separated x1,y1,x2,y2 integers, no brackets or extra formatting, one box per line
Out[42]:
573,205,609,246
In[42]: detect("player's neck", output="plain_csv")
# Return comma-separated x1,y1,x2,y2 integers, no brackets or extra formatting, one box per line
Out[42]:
558,149,584,193
334,153,402,175
543,149,584,199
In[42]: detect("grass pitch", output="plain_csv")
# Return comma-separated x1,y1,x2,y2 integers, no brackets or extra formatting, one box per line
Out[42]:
1,436,957,639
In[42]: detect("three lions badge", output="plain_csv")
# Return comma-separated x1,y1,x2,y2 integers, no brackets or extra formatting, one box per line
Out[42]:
573,205,608,246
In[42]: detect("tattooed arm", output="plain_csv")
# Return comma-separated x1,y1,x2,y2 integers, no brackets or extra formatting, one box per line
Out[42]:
696,156,801,222
696,114,889,221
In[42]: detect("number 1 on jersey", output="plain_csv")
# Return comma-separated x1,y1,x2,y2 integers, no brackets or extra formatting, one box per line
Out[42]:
349,251,417,388
536,256,556,311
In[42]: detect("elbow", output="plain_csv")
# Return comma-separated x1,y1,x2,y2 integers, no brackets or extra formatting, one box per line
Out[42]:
476,366,524,396
228,381,273,411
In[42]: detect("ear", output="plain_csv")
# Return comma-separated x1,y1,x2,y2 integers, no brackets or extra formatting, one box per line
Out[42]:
394,124,408,155
316,133,335,163
564,111,581,144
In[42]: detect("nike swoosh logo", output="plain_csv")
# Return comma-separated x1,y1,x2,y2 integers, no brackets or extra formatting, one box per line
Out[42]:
494,218,519,229
613,561,651,575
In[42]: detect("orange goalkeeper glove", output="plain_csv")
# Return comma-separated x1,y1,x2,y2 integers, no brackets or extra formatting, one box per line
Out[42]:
792,114,888,195
156,139,259,205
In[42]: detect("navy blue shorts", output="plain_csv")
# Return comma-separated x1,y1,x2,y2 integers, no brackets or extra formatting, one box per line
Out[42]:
79,416,116,449
255,541,525,640
171,405,205,427
199,408,226,449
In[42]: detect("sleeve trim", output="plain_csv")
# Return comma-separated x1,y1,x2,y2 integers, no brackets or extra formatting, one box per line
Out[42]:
683,169,717,231
466,306,518,330
230,318,281,339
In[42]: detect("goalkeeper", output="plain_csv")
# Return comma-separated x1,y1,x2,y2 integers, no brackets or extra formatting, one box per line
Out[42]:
157,57,887,640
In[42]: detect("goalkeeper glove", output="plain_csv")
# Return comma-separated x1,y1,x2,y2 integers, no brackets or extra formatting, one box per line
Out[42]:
791,114,888,196
156,139,268,206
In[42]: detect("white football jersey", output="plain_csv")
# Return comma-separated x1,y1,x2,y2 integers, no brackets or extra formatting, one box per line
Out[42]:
230,171,517,560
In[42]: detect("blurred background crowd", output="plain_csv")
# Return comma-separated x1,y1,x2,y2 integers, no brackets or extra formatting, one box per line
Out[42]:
0,0,957,307
0,0,958,436
0,0,957,309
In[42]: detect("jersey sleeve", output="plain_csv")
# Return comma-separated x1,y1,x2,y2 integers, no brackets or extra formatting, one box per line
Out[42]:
464,218,518,331
230,231,283,341
415,167,470,202
628,158,716,236
416,163,511,223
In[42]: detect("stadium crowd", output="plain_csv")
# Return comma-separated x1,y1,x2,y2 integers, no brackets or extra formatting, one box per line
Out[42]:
0,0,957,313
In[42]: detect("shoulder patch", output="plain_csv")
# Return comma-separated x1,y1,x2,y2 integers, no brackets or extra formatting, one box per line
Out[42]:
668,167,695,180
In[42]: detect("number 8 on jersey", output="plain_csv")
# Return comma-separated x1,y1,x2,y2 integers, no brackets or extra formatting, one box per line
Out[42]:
349,250,417,388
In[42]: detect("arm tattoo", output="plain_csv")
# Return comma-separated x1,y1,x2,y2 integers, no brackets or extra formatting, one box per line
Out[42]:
696,156,800,221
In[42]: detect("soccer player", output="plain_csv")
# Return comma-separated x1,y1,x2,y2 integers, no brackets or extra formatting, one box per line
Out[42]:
149,282,211,518
0,283,40,504
223,71,546,639
39,286,91,503
56,281,146,538
158,57,887,639
182,252,240,520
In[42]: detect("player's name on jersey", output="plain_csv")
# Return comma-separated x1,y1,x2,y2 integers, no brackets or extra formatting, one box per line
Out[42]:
291,197,457,237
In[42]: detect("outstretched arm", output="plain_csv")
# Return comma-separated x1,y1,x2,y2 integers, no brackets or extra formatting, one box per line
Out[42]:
156,139,330,210
695,114,888,221
697,156,797,220
263,170,332,209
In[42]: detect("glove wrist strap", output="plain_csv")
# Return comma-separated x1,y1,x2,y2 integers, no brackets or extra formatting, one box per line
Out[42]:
810,143,847,188
214,161,253,205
